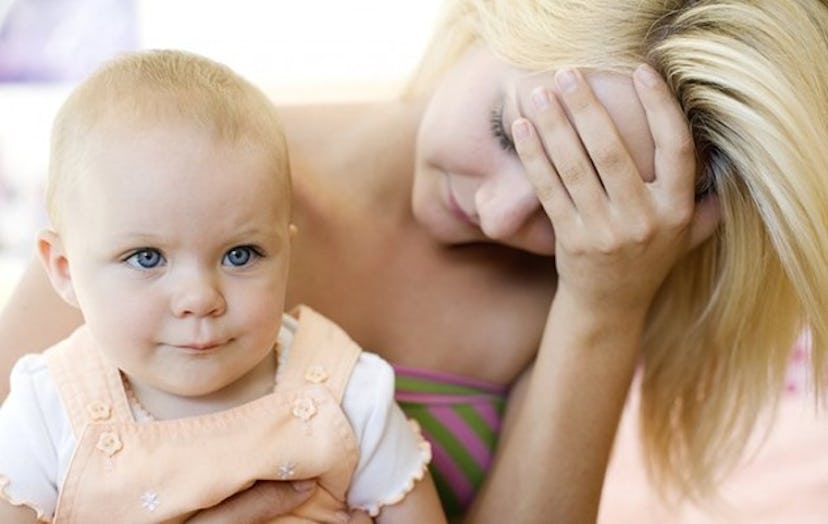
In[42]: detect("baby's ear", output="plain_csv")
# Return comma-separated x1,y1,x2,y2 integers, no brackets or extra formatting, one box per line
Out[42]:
36,229,79,308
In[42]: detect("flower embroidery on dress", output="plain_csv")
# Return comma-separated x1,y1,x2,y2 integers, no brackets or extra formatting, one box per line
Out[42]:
291,397,317,422
86,401,111,421
304,365,329,384
140,491,160,512
96,432,123,456
278,463,296,480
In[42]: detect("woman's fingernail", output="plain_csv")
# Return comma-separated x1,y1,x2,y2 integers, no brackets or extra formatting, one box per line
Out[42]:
513,119,531,140
635,64,659,88
531,87,550,111
555,68,578,93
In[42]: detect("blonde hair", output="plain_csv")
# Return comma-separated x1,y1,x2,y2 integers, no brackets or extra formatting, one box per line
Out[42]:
47,49,289,229
411,0,828,501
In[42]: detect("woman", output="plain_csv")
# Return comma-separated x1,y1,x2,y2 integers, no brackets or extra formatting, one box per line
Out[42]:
2,0,828,522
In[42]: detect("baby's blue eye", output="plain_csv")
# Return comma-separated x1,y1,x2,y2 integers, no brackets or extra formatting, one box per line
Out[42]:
223,246,258,267
126,249,164,269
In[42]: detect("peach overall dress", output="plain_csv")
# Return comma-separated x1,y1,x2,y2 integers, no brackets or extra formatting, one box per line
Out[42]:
45,306,362,523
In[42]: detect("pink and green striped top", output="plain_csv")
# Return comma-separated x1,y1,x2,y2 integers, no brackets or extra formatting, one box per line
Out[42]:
393,364,508,517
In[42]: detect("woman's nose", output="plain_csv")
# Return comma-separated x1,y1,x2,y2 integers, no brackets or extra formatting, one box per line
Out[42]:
474,170,541,241
171,272,226,318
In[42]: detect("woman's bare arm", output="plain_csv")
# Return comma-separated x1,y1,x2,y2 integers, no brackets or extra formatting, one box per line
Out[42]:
465,292,643,523
0,255,83,397
464,66,717,523
375,472,446,524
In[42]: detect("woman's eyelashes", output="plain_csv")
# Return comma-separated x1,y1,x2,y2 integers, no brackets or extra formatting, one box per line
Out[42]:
489,105,516,153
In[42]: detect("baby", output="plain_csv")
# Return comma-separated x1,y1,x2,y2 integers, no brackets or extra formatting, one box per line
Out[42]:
0,49,444,523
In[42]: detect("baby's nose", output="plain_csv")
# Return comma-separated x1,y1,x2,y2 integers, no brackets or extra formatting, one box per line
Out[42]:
171,273,226,318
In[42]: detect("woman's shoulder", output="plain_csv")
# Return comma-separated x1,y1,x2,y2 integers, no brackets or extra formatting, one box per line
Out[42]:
277,100,407,158
279,99,419,181
276,99,415,132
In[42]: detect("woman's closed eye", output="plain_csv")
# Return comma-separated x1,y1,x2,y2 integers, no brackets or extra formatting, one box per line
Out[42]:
490,104,516,153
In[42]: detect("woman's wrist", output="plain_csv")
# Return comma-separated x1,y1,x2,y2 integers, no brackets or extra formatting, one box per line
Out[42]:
549,283,651,338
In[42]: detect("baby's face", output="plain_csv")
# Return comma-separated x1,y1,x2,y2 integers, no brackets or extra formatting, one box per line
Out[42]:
57,120,292,398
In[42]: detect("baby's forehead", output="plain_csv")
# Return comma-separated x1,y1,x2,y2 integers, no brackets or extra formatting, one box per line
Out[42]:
54,117,290,210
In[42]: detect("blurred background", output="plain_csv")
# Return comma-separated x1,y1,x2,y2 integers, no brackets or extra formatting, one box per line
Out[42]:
0,0,443,301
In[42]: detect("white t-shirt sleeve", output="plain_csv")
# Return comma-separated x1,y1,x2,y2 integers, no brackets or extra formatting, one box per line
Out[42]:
341,352,431,516
0,353,74,520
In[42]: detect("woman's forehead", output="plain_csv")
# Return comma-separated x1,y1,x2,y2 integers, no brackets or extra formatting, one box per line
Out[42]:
508,68,656,182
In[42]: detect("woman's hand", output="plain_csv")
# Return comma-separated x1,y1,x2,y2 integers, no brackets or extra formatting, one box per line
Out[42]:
512,65,719,315
185,480,373,524
468,65,721,524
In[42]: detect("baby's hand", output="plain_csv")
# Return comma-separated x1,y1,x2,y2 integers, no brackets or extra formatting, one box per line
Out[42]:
512,65,718,314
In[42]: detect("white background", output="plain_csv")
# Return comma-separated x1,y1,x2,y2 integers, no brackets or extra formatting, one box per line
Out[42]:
0,1,443,300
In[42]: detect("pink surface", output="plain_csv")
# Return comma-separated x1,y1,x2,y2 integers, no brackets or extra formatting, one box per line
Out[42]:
599,386,828,523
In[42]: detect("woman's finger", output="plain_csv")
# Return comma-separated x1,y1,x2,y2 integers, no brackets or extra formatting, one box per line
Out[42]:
632,63,696,200
524,85,607,216
553,68,644,205
511,116,574,229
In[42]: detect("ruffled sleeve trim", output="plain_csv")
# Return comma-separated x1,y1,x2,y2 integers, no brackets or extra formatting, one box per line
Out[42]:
355,419,433,518
0,475,52,523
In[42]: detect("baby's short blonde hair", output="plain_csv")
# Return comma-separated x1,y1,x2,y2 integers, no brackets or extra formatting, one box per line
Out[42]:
47,49,290,229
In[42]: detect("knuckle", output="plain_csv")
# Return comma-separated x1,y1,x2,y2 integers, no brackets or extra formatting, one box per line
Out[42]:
563,238,588,256
592,145,624,170
532,182,557,205
557,226,585,254
595,229,621,254
668,202,694,229
629,219,657,244
556,163,585,185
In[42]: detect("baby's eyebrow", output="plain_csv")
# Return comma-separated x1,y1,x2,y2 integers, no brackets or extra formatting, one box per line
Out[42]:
113,231,163,244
